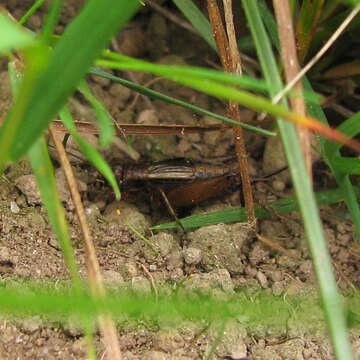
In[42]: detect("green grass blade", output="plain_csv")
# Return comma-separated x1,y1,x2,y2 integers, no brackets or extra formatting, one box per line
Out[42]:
89,67,275,136
324,111,360,155
331,157,360,174
241,1,353,359
296,0,325,63
59,106,121,199
28,136,81,289
96,58,313,130
77,79,115,146
172,0,217,51
28,137,98,359
2,282,358,331
151,185,360,230
19,0,46,25
0,45,49,174
257,0,279,49
304,80,360,240
101,52,268,92
40,0,64,43
0,13,36,52
0,0,140,167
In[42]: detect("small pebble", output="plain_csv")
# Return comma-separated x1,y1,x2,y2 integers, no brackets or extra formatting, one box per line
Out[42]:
272,180,286,191
272,281,284,296
184,247,202,265
10,201,20,214
149,264,157,272
256,271,268,288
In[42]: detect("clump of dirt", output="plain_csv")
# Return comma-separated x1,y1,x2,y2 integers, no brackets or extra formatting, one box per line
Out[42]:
1,1,360,360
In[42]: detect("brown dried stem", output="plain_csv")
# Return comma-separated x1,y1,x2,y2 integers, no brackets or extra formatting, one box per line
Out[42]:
206,0,255,226
49,125,123,360
51,120,222,136
273,0,312,175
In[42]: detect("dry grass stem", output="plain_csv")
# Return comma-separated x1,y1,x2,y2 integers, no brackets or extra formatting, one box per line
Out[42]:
206,0,255,226
272,0,311,174
49,125,123,360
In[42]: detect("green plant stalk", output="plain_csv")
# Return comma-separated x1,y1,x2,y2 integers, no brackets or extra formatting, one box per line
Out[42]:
172,0,217,51
8,41,96,359
40,0,64,43
29,137,81,288
58,106,121,199
296,0,325,63
19,0,45,25
102,51,268,92
96,60,295,117
0,284,342,328
321,108,360,240
28,137,97,359
0,0,140,168
0,45,48,174
77,79,115,146
89,67,275,136
123,221,159,257
96,58,353,147
257,0,360,241
152,185,360,230
241,1,353,359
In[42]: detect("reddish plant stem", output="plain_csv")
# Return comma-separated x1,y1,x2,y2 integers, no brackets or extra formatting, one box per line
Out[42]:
207,0,255,226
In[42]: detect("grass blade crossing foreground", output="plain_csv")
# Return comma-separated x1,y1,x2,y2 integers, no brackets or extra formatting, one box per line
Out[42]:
152,185,360,230
89,67,275,136
97,55,360,153
0,0,140,171
28,136,81,289
241,1,353,359
2,283,360,330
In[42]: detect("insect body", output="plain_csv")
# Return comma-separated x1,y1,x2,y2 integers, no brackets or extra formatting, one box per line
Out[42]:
114,158,240,207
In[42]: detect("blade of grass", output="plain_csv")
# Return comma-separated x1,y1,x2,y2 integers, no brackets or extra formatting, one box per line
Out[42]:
241,1,353,359
58,105,121,199
77,79,114,146
259,0,360,247
0,0,140,170
40,0,64,43
102,51,269,92
172,0,217,51
28,136,81,288
18,0,45,25
89,67,275,136
296,0,325,63
0,12,37,52
7,38,97,359
49,124,123,360
97,56,360,152
321,105,360,240
151,185,360,230
0,282,340,328
28,136,97,360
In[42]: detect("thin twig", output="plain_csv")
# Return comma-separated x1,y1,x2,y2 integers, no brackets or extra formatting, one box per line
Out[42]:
273,0,311,175
49,125,123,360
138,262,159,300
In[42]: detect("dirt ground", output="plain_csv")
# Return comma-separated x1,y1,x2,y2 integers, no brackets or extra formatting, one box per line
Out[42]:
1,1,360,359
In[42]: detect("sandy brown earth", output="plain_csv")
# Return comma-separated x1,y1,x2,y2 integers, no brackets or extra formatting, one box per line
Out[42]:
1,1,360,359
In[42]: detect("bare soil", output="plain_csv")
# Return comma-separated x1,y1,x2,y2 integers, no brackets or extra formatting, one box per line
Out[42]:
1,1,360,359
